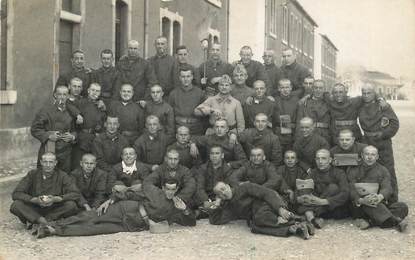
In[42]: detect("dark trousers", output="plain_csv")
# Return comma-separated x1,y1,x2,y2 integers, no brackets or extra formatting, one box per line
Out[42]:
250,201,291,237
351,202,408,227
10,200,78,224
378,145,398,203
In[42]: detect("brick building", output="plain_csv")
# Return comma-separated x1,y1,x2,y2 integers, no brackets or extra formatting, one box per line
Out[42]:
314,32,338,88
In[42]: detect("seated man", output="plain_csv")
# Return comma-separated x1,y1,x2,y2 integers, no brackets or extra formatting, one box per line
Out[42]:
192,146,234,212
36,179,196,238
330,129,367,172
92,115,129,172
70,154,107,211
230,148,282,192
133,115,175,171
238,113,282,167
10,153,80,230
107,147,150,199
293,117,330,173
295,149,350,229
209,182,314,239
167,126,202,169
191,118,247,168
230,64,255,105
143,149,196,207
348,146,408,232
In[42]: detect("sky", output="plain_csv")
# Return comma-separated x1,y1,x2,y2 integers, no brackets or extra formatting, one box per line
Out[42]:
298,0,415,79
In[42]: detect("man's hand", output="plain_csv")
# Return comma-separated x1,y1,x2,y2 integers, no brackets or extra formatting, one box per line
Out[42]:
210,76,222,85
245,96,253,105
60,132,75,143
50,196,63,203
38,195,54,207
359,195,377,208
298,94,310,105
84,204,92,211
138,100,146,108
202,201,215,210
229,133,237,145
30,197,42,205
97,199,113,216
201,77,207,85
76,115,84,125
286,189,295,203
278,207,294,220
97,100,106,111
366,193,383,207
48,131,60,142
172,196,187,210
378,98,390,110
190,143,199,158
266,96,275,102
151,165,160,172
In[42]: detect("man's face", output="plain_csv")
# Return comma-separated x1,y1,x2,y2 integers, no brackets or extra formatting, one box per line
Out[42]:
88,85,101,101
362,148,379,166
338,132,355,150
332,86,347,103
72,53,85,69
254,115,268,131
240,49,253,64
69,81,83,97
176,49,188,64
155,38,168,55
218,81,232,95
284,152,298,168
209,147,224,165
150,86,163,103
233,71,247,86
176,128,190,144
146,118,160,135
312,82,325,99
122,148,137,165
250,149,265,165
214,121,228,137
279,82,292,97
262,51,274,65
315,151,332,170
180,70,193,87
282,50,295,65
362,88,376,103
55,87,70,104
303,78,314,93
40,154,57,173
101,53,113,68
210,44,221,60
214,183,232,200
105,117,120,134
166,152,180,169
163,183,179,200
254,82,266,98
120,85,134,101
128,42,140,57
300,120,314,137
80,156,96,174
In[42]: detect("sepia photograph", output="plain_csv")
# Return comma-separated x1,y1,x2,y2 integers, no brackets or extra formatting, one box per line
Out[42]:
0,0,414,259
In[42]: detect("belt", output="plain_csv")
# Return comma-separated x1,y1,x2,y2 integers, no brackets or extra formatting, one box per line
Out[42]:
335,120,356,127
122,131,139,136
138,204,150,226
315,122,329,129
175,116,200,124
364,131,379,137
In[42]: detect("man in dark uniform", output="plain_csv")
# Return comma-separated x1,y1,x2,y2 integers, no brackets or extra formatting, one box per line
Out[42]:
56,50,91,96
173,45,201,88
359,84,399,203
280,48,311,98
209,181,314,239
148,36,176,96
234,46,270,89
31,85,77,173
10,153,80,228
167,126,202,169
92,116,129,172
70,154,107,211
348,146,408,232
198,43,233,96
115,40,157,101
230,64,255,105
262,49,282,97
237,113,282,167
108,84,145,145
91,49,118,105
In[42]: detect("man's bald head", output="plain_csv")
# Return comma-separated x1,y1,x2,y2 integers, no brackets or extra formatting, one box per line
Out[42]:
299,117,315,137
128,40,140,57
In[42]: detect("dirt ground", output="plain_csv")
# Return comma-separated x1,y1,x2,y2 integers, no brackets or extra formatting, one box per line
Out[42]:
0,101,414,260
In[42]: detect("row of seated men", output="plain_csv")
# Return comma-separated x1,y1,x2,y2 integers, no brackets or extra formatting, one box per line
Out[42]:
10,133,408,239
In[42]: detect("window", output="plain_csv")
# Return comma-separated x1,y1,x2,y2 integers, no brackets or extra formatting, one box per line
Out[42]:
115,0,129,61
289,14,294,47
160,8,183,55
282,7,288,43
1,0,7,90
269,0,277,38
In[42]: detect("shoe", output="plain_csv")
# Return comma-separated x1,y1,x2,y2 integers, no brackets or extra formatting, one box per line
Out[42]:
311,218,324,229
36,225,55,239
30,224,39,236
305,222,315,236
25,222,33,230
295,222,310,240
354,218,370,230
396,219,408,233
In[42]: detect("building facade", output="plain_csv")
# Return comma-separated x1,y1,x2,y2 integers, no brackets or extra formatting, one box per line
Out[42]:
320,34,338,88
0,0,229,161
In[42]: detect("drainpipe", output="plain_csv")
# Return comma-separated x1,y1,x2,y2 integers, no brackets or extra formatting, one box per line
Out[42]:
144,0,149,58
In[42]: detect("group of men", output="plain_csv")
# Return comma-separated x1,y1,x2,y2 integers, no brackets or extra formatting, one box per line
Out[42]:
10,36,408,240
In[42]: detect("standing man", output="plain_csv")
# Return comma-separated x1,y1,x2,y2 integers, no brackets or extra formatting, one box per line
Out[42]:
92,49,118,105
359,84,399,202
235,46,270,89
173,45,200,88
198,43,233,96
262,49,282,97
31,85,77,173
148,36,176,96
115,40,157,101
10,153,80,229
280,48,311,98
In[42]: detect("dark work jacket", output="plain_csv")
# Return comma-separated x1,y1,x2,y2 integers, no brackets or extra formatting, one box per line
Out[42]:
234,60,271,89
280,61,311,98
230,161,282,191
293,132,330,171
92,132,129,172
264,63,282,97
277,165,308,192
70,168,107,208
148,54,176,95
91,66,118,99
56,67,92,96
